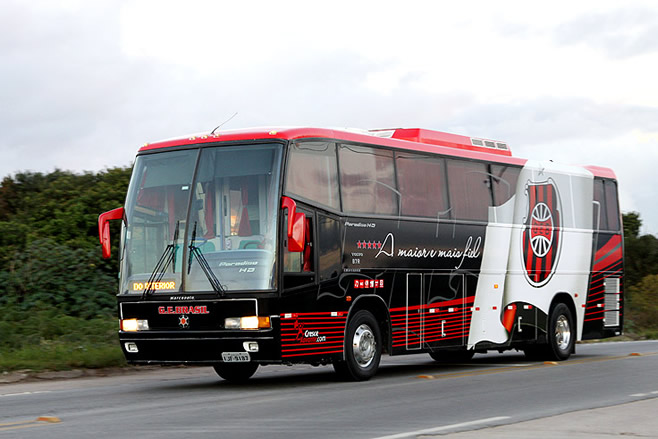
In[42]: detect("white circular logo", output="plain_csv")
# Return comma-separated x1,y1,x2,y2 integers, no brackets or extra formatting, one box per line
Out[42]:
530,202,553,258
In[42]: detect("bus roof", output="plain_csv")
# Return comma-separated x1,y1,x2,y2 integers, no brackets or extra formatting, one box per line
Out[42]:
138,127,616,179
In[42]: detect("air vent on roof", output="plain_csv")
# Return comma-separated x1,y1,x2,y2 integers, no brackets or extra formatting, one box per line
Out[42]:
470,137,509,153
367,129,512,156
369,129,396,138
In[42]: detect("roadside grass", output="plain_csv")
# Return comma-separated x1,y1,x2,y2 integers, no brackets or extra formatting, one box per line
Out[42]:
627,328,658,340
0,343,125,372
0,306,125,372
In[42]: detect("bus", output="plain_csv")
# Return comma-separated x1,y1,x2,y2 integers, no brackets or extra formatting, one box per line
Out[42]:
99,127,623,381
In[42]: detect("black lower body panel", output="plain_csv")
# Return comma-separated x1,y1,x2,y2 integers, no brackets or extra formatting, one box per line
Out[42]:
119,331,280,364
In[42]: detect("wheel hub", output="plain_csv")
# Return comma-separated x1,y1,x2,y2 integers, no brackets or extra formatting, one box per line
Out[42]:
352,324,376,367
555,314,571,351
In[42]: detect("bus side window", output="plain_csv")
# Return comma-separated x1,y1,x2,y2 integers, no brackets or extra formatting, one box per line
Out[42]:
396,154,449,218
282,210,316,291
338,145,398,215
593,179,608,231
302,215,313,272
490,164,520,206
446,159,491,221
284,142,340,210
317,215,341,281
283,212,314,273
604,180,620,232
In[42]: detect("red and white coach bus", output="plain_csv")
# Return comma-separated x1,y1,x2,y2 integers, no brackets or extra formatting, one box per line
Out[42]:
99,127,623,381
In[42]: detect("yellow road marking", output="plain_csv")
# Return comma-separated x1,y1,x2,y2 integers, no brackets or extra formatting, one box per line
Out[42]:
37,416,61,423
0,417,61,431
416,351,658,380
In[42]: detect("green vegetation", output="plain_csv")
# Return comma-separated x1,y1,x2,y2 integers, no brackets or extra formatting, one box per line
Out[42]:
0,168,130,372
622,212,658,339
0,168,656,372
0,306,124,371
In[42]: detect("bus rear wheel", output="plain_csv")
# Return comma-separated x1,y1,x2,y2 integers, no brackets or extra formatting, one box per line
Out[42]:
524,303,574,361
333,310,382,381
548,303,575,360
213,362,259,382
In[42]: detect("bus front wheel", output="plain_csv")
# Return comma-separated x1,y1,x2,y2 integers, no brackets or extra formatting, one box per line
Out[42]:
333,310,382,381
213,362,259,382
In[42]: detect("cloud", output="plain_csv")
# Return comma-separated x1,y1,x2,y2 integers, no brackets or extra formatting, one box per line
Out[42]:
1,0,657,234
454,97,658,145
554,8,658,59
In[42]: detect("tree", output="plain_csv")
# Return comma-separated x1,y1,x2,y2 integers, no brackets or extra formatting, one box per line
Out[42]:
623,212,641,240
0,167,131,317
622,212,658,289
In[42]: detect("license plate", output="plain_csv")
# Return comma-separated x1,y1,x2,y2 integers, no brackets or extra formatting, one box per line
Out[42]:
222,352,250,362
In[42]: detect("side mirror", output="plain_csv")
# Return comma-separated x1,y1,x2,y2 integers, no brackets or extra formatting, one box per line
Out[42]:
98,207,125,259
289,211,306,252
281,196,305,252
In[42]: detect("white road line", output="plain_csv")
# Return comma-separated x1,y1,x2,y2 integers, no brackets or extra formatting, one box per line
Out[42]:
371,416,511,439
630,393,648,397
0,391,51,398
651,391,658,395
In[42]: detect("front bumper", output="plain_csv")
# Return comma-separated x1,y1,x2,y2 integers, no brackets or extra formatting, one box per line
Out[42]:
119,329,281,364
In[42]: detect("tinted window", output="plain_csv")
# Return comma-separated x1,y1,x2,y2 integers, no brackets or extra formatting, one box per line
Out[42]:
339,145,398,215
282,210,315,290
317,215,341,281
604,181,620,231
283,212,313,273
285,142,340,210
593,179,607,230
446,159,492,221
490,164,521,206
396,153,449,218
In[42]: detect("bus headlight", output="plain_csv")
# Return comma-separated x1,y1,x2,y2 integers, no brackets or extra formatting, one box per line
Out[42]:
225,316,271,330
121,319,149,331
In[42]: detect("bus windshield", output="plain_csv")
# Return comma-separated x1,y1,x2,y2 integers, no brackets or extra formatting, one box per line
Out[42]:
120,144,283,295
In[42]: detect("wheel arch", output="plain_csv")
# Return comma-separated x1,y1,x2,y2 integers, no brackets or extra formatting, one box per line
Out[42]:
550,292,578,339
347,295,391,354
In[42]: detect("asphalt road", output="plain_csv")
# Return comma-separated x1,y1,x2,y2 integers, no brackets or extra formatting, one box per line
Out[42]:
1,340,657,438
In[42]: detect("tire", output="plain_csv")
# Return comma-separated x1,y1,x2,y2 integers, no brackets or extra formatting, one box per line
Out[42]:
213,362,259,382
524,302,574,361
546,303,575,360
333,310,382,381
429,348,474,363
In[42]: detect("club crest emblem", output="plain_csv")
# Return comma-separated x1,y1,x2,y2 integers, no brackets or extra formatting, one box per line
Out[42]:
522,179,562,287
179,314,190,329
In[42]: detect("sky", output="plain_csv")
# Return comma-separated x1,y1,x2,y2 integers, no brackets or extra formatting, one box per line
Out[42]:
2,0,658,234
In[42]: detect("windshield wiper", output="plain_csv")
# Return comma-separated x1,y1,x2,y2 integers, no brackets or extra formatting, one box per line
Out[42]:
141,221,179,299
188,221,226,297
